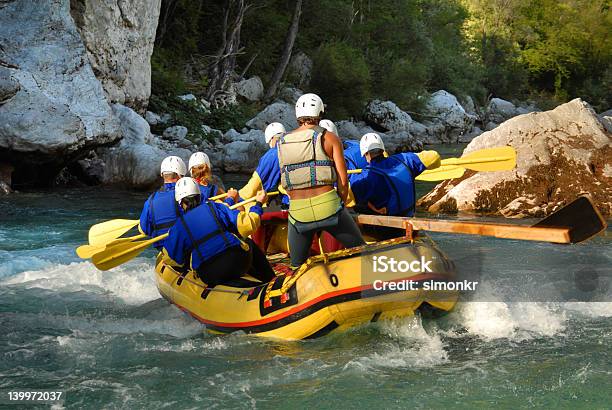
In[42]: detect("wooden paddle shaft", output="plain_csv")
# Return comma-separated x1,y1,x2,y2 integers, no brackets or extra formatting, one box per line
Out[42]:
356,214,571,244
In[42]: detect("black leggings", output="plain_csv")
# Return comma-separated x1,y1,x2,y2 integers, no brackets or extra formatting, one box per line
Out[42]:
195,239,276,287
288,207,365,267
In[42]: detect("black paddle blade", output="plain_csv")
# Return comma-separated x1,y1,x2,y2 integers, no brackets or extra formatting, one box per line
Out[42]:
533,195,607,243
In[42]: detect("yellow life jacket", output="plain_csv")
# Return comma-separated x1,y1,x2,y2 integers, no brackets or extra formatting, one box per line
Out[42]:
277,126,337,190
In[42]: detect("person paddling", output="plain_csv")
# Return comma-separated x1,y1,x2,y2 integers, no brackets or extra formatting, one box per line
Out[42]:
239,122,289,208
188,151,225,199
162,177,276,287
139,156,186,250
278,94,365,268
350,133,441,216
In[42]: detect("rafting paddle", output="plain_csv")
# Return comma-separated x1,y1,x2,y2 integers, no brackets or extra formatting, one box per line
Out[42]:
356,195,607,244
349,146,516,182
89,193,276,270
440,146,516,172
88,219,140,246
76,234,147,259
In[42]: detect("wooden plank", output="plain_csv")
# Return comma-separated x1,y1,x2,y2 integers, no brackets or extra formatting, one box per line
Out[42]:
356,214,571,244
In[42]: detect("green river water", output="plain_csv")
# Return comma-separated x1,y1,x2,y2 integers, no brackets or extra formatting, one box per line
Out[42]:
0,165,610,408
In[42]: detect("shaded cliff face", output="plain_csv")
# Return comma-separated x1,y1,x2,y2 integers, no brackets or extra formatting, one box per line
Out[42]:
0,0,162,188
70,0,162,111
0,0,121,186
417,99,612,218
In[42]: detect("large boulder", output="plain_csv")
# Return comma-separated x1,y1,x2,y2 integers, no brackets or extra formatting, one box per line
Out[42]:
417,99,612,218
363,100,413,133
0,0,120,185
234,76,264,102
423,90,477,143
222,130,268,173
245,102,298,131
70,0,162,110
93,104,190,188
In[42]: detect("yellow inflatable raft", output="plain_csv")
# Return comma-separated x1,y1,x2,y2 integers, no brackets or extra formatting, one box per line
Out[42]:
155,214,458,340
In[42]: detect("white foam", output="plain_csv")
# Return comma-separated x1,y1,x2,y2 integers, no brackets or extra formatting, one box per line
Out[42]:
563,302,612,318
454,301,566,341
344,316,448,370
1,258,159,305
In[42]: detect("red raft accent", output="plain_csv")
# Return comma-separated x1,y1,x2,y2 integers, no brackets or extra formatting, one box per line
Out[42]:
253,211,345,255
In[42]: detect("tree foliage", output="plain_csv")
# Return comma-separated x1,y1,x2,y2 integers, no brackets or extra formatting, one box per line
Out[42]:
152,0,611,118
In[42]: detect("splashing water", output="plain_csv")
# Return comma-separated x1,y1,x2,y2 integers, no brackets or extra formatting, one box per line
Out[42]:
0,187,610,408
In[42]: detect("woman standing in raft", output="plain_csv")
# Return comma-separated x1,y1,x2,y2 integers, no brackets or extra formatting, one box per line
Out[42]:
162,177,276,286
188,152,225,199
277,93,365,268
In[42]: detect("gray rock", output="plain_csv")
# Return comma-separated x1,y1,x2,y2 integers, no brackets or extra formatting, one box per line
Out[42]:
201,125,223,140
70,0,161,110
162,125,188,141
245,102,298,131
484,121,499,131
178,94,197,102
458,127,483,143
424,90,477,143
0,0,121,167
487,98,519,124
287,51,313,88
145,111,162,126
94,104,190,188
364,100,413,132
460,95,477,117
234,76,264,102
277,87,303,105
383,131,423,153
336,120,361,139
0,67,20,103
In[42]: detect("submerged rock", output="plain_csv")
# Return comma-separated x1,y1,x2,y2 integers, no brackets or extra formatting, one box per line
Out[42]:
417,99,612,218
70,0,162,110
0,0,120,179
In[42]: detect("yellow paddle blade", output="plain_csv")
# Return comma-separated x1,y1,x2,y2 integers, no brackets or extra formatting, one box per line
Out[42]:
76,234,147,259
442,146,516,172
88,219,139,246
92,233,168,271
416,165,466,181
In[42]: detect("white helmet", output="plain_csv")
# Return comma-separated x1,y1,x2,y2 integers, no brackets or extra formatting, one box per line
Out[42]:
264,122,286,144
319,119,338,135
188,152,211,174
295,93,324,118
160,156,187,177
359,133,385,157
175,177,201,203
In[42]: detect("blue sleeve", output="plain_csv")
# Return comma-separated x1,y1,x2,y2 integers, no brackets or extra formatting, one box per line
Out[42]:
163,224,188,265
399,153,426,176
224,197,235,206
139,196,152,236
256,148,281,191
350,172,372,204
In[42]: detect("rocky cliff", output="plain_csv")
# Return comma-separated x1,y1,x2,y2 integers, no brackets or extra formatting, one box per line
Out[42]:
70,0,161,111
